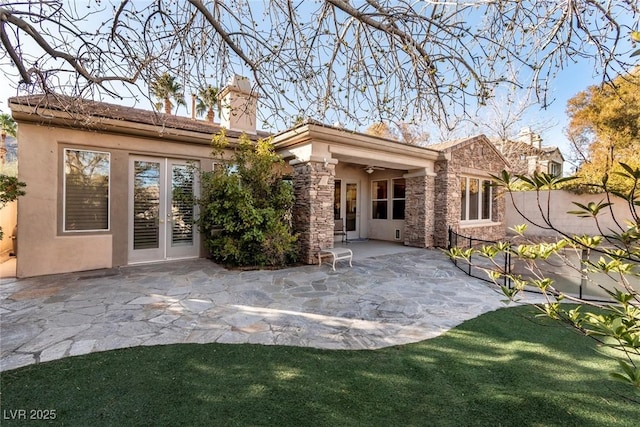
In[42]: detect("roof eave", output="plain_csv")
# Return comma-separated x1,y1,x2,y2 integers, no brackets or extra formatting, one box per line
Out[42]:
9,100,256,145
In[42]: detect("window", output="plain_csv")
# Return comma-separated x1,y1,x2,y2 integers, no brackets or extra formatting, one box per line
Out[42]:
392,178,405,220
371,180,387,219
549,162,561,177
64,149,110,231
460,176,492,222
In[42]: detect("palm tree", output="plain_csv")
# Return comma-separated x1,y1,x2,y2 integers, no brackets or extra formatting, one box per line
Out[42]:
0,113,17,165
195,85,219,123
150,73,185,115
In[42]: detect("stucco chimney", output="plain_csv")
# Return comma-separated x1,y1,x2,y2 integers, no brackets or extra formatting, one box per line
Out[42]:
218,75,257,134
517,127,542,149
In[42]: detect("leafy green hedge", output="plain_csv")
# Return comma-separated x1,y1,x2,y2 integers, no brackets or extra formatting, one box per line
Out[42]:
195,131,297,267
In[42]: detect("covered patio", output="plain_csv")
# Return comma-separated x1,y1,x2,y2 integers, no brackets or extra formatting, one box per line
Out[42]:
273,121,444,264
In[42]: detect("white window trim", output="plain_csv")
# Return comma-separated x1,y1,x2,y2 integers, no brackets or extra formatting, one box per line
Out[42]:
460,176,493,223
63,148,111,233
371,179,388,220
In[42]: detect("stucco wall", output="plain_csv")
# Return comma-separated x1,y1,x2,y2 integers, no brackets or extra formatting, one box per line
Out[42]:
506,190,633,237
366,169,407,242
16,122,215,277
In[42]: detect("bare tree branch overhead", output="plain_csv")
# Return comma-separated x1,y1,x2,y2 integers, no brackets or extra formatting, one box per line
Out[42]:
0,1,638,130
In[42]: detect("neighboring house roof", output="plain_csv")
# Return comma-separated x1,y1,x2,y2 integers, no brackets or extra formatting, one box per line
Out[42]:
540,146,565,161
491,136,565,174
8,94,270,144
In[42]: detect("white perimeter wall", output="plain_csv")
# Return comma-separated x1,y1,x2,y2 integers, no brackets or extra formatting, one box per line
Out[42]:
506,190,634,237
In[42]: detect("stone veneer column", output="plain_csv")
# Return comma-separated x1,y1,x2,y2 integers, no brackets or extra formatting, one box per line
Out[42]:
433,159,458,248
403,170,436,248
291,159,336,264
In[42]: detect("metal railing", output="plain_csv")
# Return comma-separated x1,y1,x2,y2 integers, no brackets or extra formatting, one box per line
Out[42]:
447,227,618,303
447,226,512,290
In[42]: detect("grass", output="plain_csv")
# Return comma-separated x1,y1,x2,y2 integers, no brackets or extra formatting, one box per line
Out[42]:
1,305,638,426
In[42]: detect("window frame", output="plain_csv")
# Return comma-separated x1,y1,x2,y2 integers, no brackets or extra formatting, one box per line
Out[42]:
371,179,388,220
391,178,406,220
334,179,342,220
63,148,111,233
460,175,493,223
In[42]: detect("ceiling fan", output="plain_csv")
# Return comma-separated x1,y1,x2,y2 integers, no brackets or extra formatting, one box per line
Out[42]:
364,165,385,174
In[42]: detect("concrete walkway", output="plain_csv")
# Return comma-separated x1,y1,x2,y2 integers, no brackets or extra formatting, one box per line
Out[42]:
1,249,532,372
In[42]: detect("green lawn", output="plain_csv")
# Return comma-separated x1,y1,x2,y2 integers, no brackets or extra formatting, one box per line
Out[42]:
1,305,637,426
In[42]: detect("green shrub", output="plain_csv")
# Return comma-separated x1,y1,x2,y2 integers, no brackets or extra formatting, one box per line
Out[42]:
195,131,297,267
0,174,26,240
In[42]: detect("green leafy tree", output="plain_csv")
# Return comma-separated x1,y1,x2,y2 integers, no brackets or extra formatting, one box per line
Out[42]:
0,174,25,240
0,113,17,165
150,73,185,115
195,131,297,267
195,85,219,123
449,168,640,397
565,70,640,193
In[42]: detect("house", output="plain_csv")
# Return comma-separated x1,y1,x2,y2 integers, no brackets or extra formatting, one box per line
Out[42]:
493,127,564,177
8,76,509,277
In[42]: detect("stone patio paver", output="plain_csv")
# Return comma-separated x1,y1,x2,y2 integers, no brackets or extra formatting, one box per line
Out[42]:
0,249,541,371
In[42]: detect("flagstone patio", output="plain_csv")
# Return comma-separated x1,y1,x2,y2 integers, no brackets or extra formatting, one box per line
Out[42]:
1,248,540,372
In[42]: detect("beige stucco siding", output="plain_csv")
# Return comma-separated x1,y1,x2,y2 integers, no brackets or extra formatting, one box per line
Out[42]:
364,169,407,242
16,122,216,277
17,123,112,276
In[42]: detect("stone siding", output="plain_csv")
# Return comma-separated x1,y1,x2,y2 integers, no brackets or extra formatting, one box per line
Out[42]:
434,136,507,247
403,174,435,247
433,159,457,247
291,160,335,264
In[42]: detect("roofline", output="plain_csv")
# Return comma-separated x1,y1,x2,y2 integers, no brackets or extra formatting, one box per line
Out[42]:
8,95,269,145
431,134,510,167
272,121,441,161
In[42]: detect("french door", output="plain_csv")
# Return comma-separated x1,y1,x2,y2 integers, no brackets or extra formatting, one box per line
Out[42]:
334,179,360,240
128,157,199,264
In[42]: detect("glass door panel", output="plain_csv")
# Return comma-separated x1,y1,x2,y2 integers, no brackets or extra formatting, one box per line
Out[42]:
129,157,199,263
133,161,161,250
167,161,199,258
345,182,359,238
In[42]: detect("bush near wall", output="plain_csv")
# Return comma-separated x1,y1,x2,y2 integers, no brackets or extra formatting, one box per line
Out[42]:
194,131,297,267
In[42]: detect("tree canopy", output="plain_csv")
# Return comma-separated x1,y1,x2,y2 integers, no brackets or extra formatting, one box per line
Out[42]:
0,113,17,165
565,69,640,193
195,85,219,123
150,73,185,115
1,1,638,130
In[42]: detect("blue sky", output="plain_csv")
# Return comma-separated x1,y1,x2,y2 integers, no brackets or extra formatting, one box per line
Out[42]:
0,46,603,169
